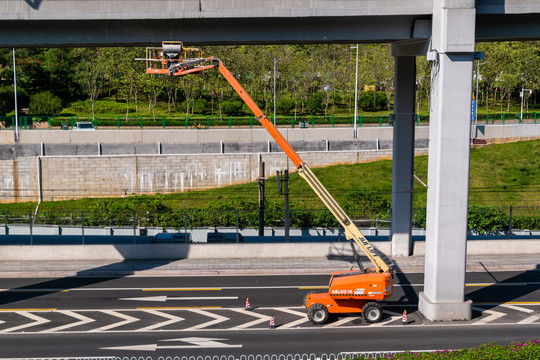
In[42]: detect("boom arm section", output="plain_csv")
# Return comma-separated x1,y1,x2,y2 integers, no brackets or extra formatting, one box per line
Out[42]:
159,55,390,273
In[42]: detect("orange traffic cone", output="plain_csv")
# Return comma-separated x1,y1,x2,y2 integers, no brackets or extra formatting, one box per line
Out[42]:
269,315,276,328
245,298,252,310
402,310,408,324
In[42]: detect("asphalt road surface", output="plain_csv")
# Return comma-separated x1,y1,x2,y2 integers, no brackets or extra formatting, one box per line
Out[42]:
0,271,537,358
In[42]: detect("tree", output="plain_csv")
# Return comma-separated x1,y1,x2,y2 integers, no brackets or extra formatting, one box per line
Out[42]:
73,48,110,118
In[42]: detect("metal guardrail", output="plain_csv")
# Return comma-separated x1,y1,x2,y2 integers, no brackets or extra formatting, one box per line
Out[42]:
0,112,537,130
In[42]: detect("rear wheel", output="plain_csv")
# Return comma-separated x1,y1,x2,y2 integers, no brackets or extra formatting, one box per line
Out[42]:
308,303,329,325
362,302,383,323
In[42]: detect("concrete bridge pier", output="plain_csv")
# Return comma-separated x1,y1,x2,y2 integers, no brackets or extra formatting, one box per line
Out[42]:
390,49,417,257
419,0,475,321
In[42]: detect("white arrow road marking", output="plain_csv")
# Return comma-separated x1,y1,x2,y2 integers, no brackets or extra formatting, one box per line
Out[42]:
1,311,50,333
278,308,309,328
230,308,271,329
184,309,230,330
45,310,95,333
136,310,184,331
89,310,139,332
472,307,506,325
101,337,241,351
518,314,540,324
120,296,238,302
500,304,534,314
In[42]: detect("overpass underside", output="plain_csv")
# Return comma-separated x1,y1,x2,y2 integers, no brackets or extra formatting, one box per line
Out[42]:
2,0,540,321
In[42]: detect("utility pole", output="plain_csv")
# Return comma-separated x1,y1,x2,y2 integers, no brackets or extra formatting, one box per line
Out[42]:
258,161,266,236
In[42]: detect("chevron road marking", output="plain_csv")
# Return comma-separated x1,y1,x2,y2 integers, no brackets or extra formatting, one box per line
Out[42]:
89,310,139,332
136,309,184,331
278,308,309,328
184,309,230,330
367,315,402,328
0,311,50,333
45,310,95,333
472,307,506,325
517,314,540,324
325,316,361,328
500,304,535,313
230,309,270,329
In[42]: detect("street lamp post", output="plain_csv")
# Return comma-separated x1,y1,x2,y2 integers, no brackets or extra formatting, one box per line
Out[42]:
520,87,532,122
351,44,359,138
273,58,281,126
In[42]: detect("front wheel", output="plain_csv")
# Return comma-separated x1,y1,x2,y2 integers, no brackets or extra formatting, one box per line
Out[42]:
308,303,329,325
362,302,383,323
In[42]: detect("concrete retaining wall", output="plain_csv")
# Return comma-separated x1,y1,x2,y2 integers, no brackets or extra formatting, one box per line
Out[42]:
0,239,538,261
1,148,424,202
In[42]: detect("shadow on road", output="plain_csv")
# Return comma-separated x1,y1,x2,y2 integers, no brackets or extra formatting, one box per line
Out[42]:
466,263,540,309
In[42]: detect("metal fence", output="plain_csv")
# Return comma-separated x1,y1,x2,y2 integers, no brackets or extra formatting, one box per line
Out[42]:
16,352,440,360
0,112,537,130
0,206,538,232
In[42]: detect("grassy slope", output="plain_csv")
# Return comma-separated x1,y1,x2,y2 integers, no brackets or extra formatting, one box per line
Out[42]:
1,140,539,213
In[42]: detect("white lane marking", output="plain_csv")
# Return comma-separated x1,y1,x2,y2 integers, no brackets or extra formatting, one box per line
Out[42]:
183,309,230,330
136,310,184,331
472,307,506,325
45,310,95,333
230,309,270,329
120,296,238,302
276,308,309,328
518,314,540,324
0,312,50,333
500,304,534,313
89,310,139,332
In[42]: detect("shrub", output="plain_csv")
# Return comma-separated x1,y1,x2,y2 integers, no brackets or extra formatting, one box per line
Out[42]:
468,205,509,234
359,91,387,111
221,100,243,116
277,98,295,114
28,91,62,115
306,93,323,114
0,87,15,116
193,98,210,114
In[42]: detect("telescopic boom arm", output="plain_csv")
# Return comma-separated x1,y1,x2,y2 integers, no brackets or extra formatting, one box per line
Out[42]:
145,47,391,273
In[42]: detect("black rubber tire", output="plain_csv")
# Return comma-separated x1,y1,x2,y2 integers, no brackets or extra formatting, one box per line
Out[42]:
308,303,329,325
303,291,317,307
362,302,383,323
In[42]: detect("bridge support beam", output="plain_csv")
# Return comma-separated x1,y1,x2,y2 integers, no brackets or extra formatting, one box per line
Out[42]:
390,53,416,257
419,0,475,321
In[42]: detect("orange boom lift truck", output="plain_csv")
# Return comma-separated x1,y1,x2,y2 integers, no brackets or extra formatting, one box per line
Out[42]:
141,42,394,324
